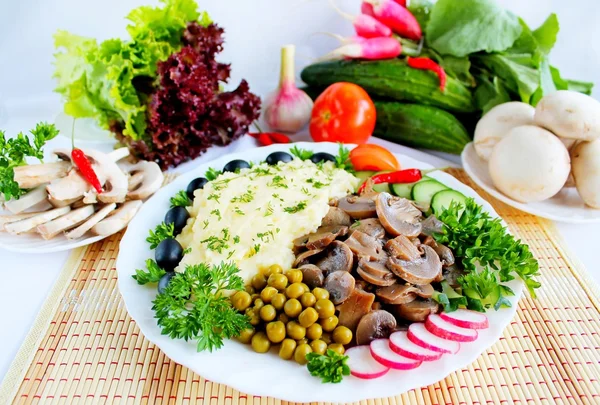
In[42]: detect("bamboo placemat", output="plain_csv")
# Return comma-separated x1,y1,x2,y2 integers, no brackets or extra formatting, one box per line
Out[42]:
1,169,599,405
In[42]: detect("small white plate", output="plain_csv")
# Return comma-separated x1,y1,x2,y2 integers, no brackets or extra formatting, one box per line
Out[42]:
117,142,522,403
0,224,105,254
462,142,600,224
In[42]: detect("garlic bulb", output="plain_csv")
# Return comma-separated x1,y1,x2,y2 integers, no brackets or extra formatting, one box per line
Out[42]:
264,45,313,133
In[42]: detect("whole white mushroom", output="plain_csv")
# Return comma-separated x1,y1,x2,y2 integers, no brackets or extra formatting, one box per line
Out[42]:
571,140,600,208
489,125,571,203
474,102,535,161
534,90,600,141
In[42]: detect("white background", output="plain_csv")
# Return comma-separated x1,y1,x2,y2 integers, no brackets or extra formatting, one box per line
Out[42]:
0,0,599,383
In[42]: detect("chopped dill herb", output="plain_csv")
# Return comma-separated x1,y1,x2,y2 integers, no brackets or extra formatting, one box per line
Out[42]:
233,235,240,244
211,209,222,221
231,189,254,203
202,220,209,229
201,228,230,253
268,175,288,189
284,201,308,214
264,202,274,217
207,193,220,203
234,207,245,215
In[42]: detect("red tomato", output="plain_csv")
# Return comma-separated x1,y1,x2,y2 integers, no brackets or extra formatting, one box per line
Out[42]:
350,144,400,171
310,83,376,144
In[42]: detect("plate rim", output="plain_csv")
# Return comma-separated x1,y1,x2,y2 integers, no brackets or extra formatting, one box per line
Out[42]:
116,142,523,402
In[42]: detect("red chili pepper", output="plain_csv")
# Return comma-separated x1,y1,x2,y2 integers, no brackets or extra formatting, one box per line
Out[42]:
406,57,447,91
358,169,422,194
71,148,102,194
268,133,291,144
256,133,274,146
248,132,292,146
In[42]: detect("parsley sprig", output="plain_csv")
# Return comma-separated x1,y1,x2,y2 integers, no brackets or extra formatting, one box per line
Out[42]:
152,262,250,352
306,350,350,383
0,122,59,200
170,190,191,208
132,259,166,285
205,167,221,181
290,146,314,160
146,222,175,249
334,144,354,173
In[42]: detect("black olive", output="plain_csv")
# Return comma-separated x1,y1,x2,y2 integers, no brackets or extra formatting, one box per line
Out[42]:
164,206,190,235
186,177,208,199
266,151,293,165
223,159,251,173
155,238,184,272
310,152,336,164
158,272,176,294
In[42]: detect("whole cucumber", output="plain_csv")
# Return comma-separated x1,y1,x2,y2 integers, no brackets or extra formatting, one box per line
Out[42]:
374,102,471,154
301,60,475,113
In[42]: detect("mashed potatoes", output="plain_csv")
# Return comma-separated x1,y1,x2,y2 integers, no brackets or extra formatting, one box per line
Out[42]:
177,159,359,286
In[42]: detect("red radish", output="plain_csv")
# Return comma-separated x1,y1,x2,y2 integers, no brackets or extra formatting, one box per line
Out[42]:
363,0,422,41
361,1,375,16
408,323,460,354
346,345,390,379
319,37,401,61
425,314,478,342
330,0,392,38
389,331,443,361
393,0,407,6
370,339,422,370
440,309,489,330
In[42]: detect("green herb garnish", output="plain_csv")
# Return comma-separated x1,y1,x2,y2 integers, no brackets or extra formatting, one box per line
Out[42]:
290,146,314,160
205,167,221,181
268,175,288,189
170,190,191,208
153,261,250,352
306,349,350,383
231,189,254,203
201,228,230,253
334,144,354,173
146,222,175,249
132,259,166,285
210,209,222,220
283,201,307,214
207,193,220,203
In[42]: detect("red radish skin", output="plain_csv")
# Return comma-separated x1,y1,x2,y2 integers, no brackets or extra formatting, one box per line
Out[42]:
408,323,460,354
370,339,422,370
361,1,375,16
364,0,422,41
440,309,490,330
346,345,390,379
425,314,478,342
393,0,407,6
389,331,443,361
321,37,401,61
354,14,393,38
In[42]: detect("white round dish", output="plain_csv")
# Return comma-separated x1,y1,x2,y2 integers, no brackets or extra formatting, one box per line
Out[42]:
0,225,105,254
117,142,522,403
462,142,600,224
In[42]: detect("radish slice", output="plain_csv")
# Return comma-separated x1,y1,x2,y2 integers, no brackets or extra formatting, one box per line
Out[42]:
389,331,443,361
439,309,489,330
346,345,390,379
425,314,478,342
370,339,422,370
408,323,460,354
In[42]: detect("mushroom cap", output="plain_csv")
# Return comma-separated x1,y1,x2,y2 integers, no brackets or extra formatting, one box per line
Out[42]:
387,245,442,284
414,284,434,299
4,186,49,214
315,241,354,275
324,271,356,304
337,195,377,219
4,206,71,234
394,298,440,322
344,230,386,261
489,126,570,203
127,161,164,200
337,288,376,333
422,236,454,266
375,284,418,304
298,264,324,289
65,203,117,240
320,207,352,227
420,215,444,237
357,258,396,287
349,218,386,239
375,193,422,237
294,225,348,250
13,161,72,189
82,149,128,204
385,235,421,261
355,310,397,346
36,205,95,240
91,200,142,236
293,248,324,267
571,139,600,208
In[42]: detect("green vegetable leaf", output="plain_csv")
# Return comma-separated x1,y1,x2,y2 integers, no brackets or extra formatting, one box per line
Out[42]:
433,280,468,312
306,349,350,383
334,144,354,172
439,55,475,87
170,190,191,208
290,145,314,160
550,66,594,95
152,261,249,352
532,13,559,55
474,76,511,114
476,53,540,103
146,222,175,249
407,0,434,29
132,259,166,285
205,167,221,181
426,0,522,57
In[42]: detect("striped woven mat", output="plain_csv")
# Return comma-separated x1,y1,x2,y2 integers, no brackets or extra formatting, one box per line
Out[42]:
1,168,599,405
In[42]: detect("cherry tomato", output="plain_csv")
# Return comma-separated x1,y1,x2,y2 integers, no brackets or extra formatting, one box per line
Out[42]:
350,144,400,171
310,83,376,144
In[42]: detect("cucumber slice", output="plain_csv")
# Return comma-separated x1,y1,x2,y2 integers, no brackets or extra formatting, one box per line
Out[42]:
354,171,377,183
390,176,433,198
411,180,448,207
373,183,392,193
431,189,467,215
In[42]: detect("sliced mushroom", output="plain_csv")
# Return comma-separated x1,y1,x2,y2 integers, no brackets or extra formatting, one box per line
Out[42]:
46,167,106,202
108,147,130,162
13,161,71,189
48,195,82,208
421,215,444,237
375,193,422,237
387,245,442,284
315,241,353,274
375,284,418,305
128,172,145,191
324,271,355,304
4,206,71,234
385,235,422,261
293,248,324,267
4,186,48,214
349,218,386,239
344,231,386,261
294,225,348,250
357,266,396,287
358,258,392,278
37,205,95,240
394,299,440,322
337,195,376,219
320,206,352,227
0,212,44,231
65,203,117,239
91,200,142,236
414,284,434,299
127,161,164,200
336,288,375,332
82,149,128,204
443,264,466,289
355,310,397,345
422,236,455,266
297,264,323,288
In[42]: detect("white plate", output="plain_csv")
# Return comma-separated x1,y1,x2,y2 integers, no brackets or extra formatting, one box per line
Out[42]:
117,142,522,403
0,225,105,254
462,142,600,224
